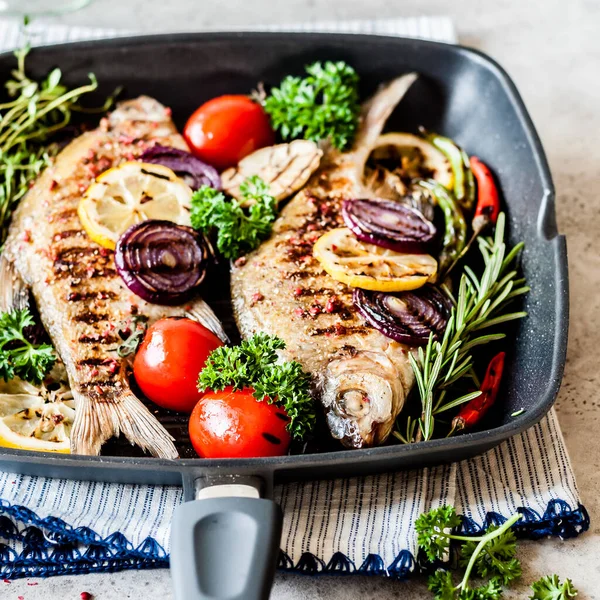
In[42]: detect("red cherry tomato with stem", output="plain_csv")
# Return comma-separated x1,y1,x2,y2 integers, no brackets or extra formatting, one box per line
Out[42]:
133,317,223,413
189,387,291,458
183,95,274,171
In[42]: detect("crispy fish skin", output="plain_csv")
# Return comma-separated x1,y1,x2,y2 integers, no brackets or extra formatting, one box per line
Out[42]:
231,75,419,449
3,96,226,458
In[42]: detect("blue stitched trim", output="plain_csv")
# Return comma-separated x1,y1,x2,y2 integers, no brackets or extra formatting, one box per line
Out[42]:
0,499,590,580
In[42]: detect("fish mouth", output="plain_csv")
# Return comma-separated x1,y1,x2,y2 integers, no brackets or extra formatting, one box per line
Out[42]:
321,350,406,449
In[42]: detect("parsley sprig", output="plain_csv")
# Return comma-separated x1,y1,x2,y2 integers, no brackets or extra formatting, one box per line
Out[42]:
198,333,316,440
190,175,276,260
530,575,578,600
263,60,360,150
0,308,56,384
0,45,115,244
417,506,522,599
417,506,578,600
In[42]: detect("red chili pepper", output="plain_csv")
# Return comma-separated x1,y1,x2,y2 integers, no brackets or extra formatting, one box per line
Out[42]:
452,351,505,433
470,156,500,232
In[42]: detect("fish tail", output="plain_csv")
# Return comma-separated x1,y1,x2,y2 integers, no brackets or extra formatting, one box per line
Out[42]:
0,255,29,312
185,298,229,343
70,384,179,459
353,73,419,169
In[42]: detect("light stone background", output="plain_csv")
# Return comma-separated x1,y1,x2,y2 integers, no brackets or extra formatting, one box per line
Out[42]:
4,0,600,598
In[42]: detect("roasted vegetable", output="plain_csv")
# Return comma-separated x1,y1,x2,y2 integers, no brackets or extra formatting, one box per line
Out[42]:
139,144,221,190
416,179,467,275
115,220,211,305
353,286,451,346
342,198,436,253
221,140,322,203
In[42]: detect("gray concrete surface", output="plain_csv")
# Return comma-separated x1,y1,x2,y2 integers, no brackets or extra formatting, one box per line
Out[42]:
4,0,600,598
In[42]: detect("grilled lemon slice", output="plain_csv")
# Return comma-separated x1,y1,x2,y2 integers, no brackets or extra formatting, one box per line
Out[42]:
313,227,437,292
0,371,74,453
78,162,193,249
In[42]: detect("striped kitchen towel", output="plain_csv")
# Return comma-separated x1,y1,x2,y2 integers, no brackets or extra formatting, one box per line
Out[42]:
0,17,589,580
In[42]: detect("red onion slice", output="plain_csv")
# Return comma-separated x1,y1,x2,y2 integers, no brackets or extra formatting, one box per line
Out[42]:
140,145,221,190
115,220,211,305
354,286,451,346
342,198,435,253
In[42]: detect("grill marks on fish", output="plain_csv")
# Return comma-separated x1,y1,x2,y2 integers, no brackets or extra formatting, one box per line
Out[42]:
231,74,420,449
3,95,228,458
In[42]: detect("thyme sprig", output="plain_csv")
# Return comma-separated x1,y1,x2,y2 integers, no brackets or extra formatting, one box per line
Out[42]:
0,45,114,244
395,213,529,443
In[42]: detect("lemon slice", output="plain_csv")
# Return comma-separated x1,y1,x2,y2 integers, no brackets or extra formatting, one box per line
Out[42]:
313,227,437,292
78,162,193,249
0,369,74,453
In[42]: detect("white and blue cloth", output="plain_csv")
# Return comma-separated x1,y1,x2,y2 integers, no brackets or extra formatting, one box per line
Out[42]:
0,17,589,580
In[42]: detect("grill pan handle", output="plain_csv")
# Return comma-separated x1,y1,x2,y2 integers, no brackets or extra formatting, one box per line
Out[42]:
170,479,282,600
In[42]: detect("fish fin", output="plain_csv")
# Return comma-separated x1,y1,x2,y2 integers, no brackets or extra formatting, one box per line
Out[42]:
185,299,229,343
70,385,179,459
0,255,29,312
352,73,419,171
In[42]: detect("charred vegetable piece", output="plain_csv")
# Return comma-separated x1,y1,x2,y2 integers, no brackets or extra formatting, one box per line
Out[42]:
450,352,505,434
470,156,500,231
416,179,467,275
423,130,475,211
442,157,501,277
221,140,322,204
342,198,436,253
115,220,211,305
353,286,451,346
370,133,453,188
313,227,438,292
140,144,221,190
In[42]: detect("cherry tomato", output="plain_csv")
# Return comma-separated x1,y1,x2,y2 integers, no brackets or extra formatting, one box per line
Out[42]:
133,318,223,413
189,387,291,458
183,95,274,171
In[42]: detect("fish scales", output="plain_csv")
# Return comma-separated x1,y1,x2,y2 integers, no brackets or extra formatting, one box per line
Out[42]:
231,75,419,448
3,96,226,458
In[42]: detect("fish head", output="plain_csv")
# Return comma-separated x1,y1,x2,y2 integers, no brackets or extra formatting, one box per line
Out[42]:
321,347,409,448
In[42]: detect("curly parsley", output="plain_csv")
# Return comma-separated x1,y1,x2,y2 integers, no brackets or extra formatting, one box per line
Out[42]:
530,575,578,600
263,60,360,150
190,175,276,260
198,333,316,440
416,506,579,600
0,308,56,384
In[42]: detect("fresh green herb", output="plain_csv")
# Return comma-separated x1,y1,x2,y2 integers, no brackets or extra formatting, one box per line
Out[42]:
395,213,529,443
263,60,360,150
0,308,56,384
417,506,579,600
459,525,522,585
417,506,522,600
511,409,526,418
114,315,149,358
198,333,316,439
0,45,115,244
530,575,578,600
190,175,277,260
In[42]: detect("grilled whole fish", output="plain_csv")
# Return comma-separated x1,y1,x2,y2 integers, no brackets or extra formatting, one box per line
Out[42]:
3,96,227,458
231,74,419,449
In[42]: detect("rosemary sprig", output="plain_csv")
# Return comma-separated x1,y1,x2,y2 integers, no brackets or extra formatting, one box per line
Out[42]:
394,213,529,443
0,45,111,244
